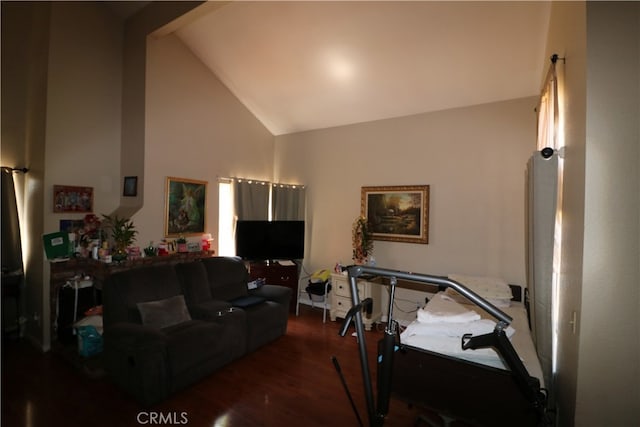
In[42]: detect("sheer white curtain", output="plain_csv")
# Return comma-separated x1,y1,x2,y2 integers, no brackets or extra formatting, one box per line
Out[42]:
537,58,559,151
528,55,562,396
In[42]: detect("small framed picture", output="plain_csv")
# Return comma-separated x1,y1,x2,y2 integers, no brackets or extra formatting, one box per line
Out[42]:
123,176,138,197
53,185,93,213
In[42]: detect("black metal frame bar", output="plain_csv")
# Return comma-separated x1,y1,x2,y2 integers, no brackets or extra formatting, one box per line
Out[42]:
340,265,546,427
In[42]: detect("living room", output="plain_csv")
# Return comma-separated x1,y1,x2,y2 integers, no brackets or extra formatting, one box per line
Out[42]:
2,2,639,427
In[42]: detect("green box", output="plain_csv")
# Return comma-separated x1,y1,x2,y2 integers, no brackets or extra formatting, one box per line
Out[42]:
43,231,71,260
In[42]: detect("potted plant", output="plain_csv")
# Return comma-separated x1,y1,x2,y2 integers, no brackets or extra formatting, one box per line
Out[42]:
352,215,374,265
102,214,137,262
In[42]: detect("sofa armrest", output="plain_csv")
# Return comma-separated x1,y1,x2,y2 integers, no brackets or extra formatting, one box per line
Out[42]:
103,322,171,406
249,284,292,307
104,322,167,356
188,299,234,321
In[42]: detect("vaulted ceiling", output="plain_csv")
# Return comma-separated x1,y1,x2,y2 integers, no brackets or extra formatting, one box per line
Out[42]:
120,1,552,136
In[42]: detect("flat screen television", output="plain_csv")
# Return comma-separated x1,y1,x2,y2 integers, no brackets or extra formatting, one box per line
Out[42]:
235,220,305,260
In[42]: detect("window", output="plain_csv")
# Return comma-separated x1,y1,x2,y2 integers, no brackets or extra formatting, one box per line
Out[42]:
218,180,234,256
218,178,306,257
535,54,565,387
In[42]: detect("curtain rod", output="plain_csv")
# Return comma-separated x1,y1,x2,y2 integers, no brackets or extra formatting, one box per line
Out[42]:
1,166,29,173
220,176,305,188
550,53,566,64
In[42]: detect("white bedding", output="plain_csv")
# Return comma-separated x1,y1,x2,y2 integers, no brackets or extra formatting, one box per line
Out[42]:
400,292,544,386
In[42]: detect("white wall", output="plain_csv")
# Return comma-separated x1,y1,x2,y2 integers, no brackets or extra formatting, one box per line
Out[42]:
1,1,50,347
544,2,640,425
275,97,536,322
44,2,123,225
138,33,274,248
142,26,538,325
543,2,587,423
577,2,640,425
41,2,123,348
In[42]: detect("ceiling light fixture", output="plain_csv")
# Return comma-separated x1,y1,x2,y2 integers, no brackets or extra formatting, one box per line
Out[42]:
323,49,355,82
329,58,354,81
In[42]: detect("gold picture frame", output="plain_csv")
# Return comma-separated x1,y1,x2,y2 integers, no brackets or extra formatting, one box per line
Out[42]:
164,177,207,237
361,185,429,244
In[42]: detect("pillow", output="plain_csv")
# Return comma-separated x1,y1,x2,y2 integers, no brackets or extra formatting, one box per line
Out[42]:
137,295,192,329
447,274,513,307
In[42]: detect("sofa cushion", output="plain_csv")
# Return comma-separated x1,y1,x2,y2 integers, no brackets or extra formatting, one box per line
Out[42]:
175,261,213,305
137,295,192,329
201,257,249,301
104,264,183,327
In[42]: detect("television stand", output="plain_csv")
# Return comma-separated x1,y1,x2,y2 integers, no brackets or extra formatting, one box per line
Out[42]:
248,260,299,313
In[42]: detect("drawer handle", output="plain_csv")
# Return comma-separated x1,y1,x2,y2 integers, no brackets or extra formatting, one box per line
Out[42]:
280,276,290,281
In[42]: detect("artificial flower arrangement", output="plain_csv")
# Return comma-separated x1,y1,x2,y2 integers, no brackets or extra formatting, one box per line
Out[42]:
74,214,102,257
352,215,374,264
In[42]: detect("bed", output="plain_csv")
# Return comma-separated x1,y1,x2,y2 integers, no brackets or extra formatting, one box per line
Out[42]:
336,266,550,427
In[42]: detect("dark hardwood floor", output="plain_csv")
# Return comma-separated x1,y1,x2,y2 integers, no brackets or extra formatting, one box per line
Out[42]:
2,305,439,427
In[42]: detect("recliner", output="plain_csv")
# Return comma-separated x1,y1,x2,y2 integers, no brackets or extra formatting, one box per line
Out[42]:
102,257,291,405
198,257,290,352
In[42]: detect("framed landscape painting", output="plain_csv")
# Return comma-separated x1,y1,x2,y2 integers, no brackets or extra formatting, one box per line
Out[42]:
361,185,429,244
165,177,207,237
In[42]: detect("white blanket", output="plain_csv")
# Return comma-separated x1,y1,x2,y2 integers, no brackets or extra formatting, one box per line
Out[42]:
402,292,515,368
403,318,514,340
400,292,544,385
416,292,481,323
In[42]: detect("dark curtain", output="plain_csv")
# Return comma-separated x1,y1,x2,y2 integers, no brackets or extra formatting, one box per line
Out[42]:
272,185,306,221
233,180,270,221
1,167,23,274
